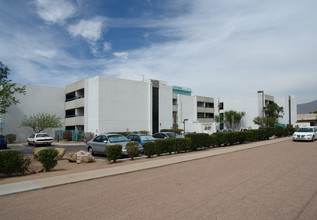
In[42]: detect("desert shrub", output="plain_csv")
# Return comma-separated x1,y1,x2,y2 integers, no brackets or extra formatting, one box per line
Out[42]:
209,135,217,147
175,138,191,153
275,126,285,137
81,132,94,143
165,138,176,154
245,130,258,142
62,131,72,141
154,139,167,156
38,148,59,171
214,132,228,147
286,124,295,136
185,133,210,150
0,151,30,176
143,142,155,158
105,144,122,163
5,134,16,143
126,142,139,160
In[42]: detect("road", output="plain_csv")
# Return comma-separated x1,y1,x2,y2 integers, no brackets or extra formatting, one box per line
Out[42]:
1,139,317,219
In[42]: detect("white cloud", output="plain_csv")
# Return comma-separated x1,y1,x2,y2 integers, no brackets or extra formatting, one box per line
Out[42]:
68,17,105,42
34,0,76,23
113,52,129,59
103,42,112,52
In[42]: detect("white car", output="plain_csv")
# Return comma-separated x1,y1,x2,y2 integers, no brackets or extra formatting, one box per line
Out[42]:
292,127,317,142
28,133,53,146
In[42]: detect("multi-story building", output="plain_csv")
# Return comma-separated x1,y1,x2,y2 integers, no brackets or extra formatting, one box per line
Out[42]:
2,76,296,141
217,91,297,130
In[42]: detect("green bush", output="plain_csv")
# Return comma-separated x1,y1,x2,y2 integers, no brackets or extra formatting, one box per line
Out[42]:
209,135,217,147
143,141,155,158
126,142,139,160
175,138,191,153
38,149,59,171
185,133,210,150
165,138,176,154
138,130,149,134
214,132,228,147
154,139,167,156
274,126,284,137
62,131,72,141
286,124,295,136
0,151,30,176
5,134,16,143
105,144,122,163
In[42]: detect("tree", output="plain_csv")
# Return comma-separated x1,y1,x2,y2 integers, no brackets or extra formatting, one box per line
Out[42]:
216,110,245,130
0,61,26,114
20,113,62,133
253,102,284,127
224,110,246,130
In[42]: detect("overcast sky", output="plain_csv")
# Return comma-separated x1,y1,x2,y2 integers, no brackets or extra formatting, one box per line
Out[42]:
1,0,316,104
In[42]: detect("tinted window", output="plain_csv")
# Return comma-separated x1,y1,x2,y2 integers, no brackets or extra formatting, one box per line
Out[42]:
93,136,102,142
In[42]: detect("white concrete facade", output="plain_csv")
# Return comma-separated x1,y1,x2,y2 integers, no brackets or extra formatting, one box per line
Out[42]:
217,93,297,130
65,76,173,135
2,84,65,141
174,94,216,134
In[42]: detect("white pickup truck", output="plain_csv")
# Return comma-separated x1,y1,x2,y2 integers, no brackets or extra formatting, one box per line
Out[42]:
27,133,53,146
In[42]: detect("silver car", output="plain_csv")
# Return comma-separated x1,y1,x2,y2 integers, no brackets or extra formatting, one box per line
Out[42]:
86,134,141,155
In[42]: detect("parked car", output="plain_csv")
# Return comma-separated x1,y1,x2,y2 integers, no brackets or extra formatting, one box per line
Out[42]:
0,134,7,149
292,127,317,142
152,132,182,139
127,134,155,148
86,134,142,156
28,133,53,146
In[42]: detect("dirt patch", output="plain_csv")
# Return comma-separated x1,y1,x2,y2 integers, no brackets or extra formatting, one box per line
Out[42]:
0,151,192,185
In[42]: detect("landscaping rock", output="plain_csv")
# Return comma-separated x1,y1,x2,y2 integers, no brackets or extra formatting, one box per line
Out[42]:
75,150,96,164
33,147,65,160
33,147,47,160
55,148,66,160
67,152,77,162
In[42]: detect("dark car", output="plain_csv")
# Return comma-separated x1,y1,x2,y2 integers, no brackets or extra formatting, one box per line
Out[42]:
152,132,182,139
0,134,7,149
127,134,155,148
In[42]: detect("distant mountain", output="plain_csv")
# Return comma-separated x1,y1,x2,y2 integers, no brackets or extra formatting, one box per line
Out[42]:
297,100,317,114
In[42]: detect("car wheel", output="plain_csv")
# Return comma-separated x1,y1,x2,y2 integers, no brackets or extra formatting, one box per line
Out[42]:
33,141,37,147
312,136,315,142
88,147,94,155
28,141,31,146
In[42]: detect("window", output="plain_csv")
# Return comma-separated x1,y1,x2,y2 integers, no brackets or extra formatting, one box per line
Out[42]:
206,113,214,118
205,102,214,108
219,102,224,110
173,99,177,105
198,113,205,118
197,102,204,107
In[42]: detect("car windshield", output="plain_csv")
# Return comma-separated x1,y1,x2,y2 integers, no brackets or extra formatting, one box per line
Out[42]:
166,133,182,138
140,135,155,141
37,133,49,137
297,128,313,132
108,135,129,143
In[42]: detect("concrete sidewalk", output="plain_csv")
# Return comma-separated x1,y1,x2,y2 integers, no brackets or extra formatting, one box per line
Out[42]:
0,137,291,196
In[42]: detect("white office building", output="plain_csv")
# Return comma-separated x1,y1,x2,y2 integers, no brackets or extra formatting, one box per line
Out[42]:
2,76,296,141
217,91,297,130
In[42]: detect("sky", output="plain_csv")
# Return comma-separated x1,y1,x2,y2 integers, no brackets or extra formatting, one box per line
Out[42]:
0,0,316,104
